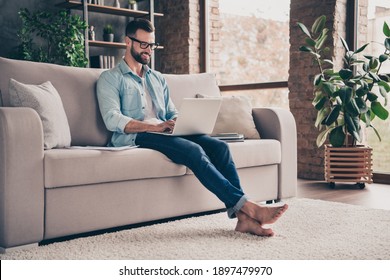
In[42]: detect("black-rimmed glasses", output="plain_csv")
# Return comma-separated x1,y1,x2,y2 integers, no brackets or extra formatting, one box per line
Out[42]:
128,36,159,50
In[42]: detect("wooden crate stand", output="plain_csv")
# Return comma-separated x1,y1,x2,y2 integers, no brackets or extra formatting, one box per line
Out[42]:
324,144,373,189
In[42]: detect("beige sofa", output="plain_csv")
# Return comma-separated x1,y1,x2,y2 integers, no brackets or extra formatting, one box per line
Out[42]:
0,57,297,252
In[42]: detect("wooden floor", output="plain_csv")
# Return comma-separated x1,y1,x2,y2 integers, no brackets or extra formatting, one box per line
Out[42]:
297,178,390,210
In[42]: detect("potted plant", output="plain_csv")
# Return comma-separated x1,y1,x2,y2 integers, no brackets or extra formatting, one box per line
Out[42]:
14,8,88,67
103,24,114,42
297,15,390,188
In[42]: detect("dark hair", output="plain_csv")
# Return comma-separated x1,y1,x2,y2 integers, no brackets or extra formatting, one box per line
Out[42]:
125,18,155,37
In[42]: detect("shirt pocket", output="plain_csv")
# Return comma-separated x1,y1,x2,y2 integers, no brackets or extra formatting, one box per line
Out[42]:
121,87,141,114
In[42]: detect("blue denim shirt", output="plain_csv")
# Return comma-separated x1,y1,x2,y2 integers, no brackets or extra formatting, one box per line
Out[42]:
97,59,178,147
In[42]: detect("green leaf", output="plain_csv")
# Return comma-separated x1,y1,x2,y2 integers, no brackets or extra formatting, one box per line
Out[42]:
355,97,368,113
312,15,326,35
316,128,329,147
297,22,312,38
338,87,353,104
378,80,390,92
329,126,346,147
361,110,371,127
315,34,328,49
383,22,390,37
354,43,369,54
345,113,362,142
367,92,378,101
340,37,350,52
356,86,367,97
369,57,379,69
305,37,316,47
316,126,333,147
324,105,341,125
371,101,389,120
322,82,337,96
339,69,353,80
316,107,330,128
346,99,360,117
379,54,389,63
299,46,312,52
314,96,327,110
369,71,381,82
313,74,323,86
323,59,334,66
369,124,382,142
385,38,390,50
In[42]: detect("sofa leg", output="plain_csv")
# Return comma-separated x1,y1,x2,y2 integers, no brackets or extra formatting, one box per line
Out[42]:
0,243,39,254
266,199,281,204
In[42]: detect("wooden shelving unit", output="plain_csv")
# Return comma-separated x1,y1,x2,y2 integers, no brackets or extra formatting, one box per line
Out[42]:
56,0,163,68
56,1,163,17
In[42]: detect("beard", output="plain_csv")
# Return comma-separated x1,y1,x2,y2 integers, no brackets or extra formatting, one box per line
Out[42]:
130,47,150,65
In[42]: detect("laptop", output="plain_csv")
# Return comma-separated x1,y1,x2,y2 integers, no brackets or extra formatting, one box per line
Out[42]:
149,97,222,136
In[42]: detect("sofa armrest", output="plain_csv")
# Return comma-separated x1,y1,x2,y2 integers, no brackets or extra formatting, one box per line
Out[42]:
0,107,44,250
252,107,297,199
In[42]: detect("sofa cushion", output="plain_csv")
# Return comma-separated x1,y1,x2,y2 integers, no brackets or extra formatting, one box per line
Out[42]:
8,79,71,149
186,139,281,174
197,94,261,139
163,73,221,108
44,148,187,188
0,57,109,146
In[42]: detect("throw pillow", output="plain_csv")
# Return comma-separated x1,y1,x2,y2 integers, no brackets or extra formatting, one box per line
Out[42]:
8,79,72,149
196,94,260,139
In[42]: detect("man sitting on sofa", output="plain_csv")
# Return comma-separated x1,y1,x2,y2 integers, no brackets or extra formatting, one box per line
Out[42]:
96,19,288,237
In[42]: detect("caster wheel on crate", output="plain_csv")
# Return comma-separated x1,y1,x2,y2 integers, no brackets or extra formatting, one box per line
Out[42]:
329,182,336,189
357,183,366,189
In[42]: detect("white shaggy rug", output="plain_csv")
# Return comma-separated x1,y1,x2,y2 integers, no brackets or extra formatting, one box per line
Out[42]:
1,198,390,260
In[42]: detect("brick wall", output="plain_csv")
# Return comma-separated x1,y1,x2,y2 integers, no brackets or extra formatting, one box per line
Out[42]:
209,0,221,74
289,0,345,179
156,0,220,74
156,0,203,74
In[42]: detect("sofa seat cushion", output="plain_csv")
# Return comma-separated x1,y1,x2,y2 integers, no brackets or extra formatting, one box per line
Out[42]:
44,148,187,188
186,139,281,175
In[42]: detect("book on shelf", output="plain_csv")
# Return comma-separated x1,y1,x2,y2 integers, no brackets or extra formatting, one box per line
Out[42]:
212,133,245,142
90,55,115,69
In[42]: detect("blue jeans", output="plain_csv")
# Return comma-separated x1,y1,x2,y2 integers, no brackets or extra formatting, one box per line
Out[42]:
135,133,248,218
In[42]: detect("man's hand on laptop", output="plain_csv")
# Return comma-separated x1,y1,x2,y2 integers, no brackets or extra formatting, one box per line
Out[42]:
157,119,175,133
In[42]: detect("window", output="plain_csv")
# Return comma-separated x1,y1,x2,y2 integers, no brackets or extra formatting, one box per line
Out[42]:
357,0,390,178
206,0,290,109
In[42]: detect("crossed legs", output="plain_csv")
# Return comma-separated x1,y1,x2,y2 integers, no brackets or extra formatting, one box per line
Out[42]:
135,133,288,236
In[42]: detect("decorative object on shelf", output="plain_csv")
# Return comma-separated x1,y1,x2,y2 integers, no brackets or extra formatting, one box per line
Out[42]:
55,0,163,69
103,24,114,42
114,0,120,8
128,0,138,10
297,15,390,188
14,8,88,67
88,25,95,41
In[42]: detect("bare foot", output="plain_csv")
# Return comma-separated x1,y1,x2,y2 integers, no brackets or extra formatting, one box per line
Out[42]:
235,211,274,237
241,201,288,225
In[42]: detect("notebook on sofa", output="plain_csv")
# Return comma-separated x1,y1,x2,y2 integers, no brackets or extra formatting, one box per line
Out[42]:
149,97,222,136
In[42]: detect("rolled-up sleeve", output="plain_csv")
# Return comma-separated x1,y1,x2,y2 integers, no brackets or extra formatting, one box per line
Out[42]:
97,71,132,133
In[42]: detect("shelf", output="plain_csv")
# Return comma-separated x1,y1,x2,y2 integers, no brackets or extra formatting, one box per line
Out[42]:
89,40,126,49
89,40,164,50
56,1,164,17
